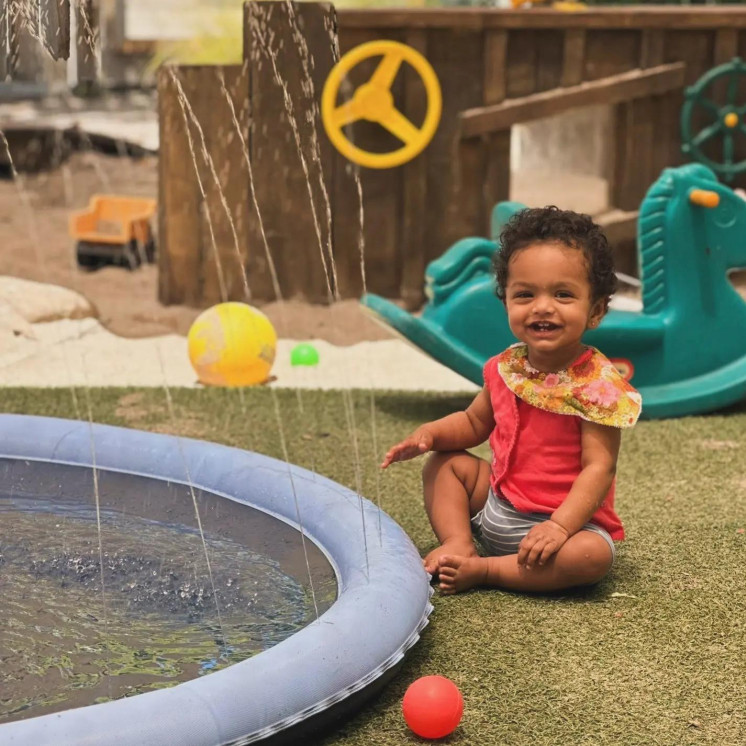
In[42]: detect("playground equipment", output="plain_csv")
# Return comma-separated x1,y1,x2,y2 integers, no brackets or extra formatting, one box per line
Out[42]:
69,195,157,270
321,40,442,169
361,164,746,419
681,57,746,184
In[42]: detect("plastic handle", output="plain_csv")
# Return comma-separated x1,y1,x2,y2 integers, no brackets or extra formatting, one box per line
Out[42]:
689,189,720,208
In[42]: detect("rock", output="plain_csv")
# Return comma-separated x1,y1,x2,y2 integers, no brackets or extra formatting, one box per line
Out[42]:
0,276,95,323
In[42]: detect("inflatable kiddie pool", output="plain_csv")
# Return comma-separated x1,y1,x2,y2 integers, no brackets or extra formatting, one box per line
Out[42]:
0,415,432,745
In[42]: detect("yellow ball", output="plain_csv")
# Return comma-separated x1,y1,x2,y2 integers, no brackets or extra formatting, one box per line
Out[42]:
187,302,277,387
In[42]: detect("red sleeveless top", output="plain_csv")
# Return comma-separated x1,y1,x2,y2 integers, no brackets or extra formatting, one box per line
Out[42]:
483,347,639,541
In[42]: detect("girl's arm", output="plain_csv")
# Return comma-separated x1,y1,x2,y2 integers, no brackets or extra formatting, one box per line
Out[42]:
516,420,620,569
550,420,621,536
380,387,494,468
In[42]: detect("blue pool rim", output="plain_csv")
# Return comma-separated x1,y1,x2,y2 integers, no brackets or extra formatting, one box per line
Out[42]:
0,414,433,746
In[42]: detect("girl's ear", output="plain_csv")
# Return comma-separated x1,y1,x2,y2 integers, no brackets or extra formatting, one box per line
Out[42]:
587,297,608,329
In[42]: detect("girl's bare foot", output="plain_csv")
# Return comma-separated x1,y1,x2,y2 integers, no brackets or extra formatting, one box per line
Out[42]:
423,540,477,576
437,555,490,594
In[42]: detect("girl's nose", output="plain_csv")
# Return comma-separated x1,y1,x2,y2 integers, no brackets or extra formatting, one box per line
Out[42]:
532,294,554,314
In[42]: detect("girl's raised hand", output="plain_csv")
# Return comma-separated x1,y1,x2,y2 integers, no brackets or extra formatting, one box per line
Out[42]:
380,429,434,469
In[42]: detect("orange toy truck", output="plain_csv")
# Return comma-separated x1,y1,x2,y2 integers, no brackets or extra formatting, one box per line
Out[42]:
69,195,157,270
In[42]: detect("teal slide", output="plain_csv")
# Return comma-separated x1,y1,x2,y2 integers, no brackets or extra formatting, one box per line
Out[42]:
361,164,746,419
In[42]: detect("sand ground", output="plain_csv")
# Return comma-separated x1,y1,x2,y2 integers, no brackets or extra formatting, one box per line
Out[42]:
0,150,395,345
0,149,478,389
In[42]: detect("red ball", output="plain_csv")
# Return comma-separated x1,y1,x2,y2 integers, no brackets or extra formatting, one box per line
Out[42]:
402,675,464,739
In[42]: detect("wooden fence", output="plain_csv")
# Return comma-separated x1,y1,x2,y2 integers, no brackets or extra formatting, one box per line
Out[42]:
158,4,746,308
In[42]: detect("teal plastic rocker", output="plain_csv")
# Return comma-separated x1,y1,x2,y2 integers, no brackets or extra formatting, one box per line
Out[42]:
361,164,746,419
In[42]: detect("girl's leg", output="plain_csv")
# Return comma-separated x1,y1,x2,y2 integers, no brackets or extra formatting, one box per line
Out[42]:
421,451,491,574
438,529,612,594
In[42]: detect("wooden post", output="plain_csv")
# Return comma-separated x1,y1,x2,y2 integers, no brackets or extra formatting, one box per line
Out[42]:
328,27,374,304
245,1,338,303
445,27,504,255
75,0,98,88
399,28,429,309
610,30,665,212
0,1,69,84
561,29,585,88
483,29,511,227
713,28,738,66
158,67,204,307
4,2,21,79
158,64,252,307
40,0,70,61
0,3,8,81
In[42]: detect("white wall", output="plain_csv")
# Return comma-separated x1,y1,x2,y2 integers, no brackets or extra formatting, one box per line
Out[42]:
509,104,612,215
511,103,612,178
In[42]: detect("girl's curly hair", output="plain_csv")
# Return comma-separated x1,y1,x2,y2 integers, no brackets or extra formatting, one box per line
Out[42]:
492,206,617,305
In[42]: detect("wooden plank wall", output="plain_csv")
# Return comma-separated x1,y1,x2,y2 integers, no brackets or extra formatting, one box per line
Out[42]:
340,8,746,302
158,5,746,307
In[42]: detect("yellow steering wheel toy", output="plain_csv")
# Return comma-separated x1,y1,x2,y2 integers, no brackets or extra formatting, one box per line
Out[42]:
321,40,442,169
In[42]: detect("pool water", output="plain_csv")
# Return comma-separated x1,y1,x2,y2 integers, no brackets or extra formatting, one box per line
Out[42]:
0,459,337,723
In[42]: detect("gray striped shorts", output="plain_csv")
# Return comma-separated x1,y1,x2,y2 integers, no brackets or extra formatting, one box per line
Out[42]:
471,489,616,563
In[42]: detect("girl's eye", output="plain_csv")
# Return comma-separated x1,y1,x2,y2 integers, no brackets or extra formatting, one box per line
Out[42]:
513,292,532,299
556,291,574,299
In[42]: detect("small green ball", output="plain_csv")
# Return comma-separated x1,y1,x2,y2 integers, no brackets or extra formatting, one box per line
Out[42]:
290,343,320,366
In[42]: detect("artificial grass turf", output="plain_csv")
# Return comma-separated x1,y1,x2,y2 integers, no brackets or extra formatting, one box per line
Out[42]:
3,387,746,745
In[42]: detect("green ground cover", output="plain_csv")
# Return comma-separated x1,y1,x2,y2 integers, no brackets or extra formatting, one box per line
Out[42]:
3,388,745,745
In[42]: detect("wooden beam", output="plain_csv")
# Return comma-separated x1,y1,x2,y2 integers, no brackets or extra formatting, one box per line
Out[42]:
483,8,746,30
460,62,685,139
118,39,158,56
337,8,746,31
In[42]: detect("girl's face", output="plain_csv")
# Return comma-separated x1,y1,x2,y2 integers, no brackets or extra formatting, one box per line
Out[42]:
504,242,605,371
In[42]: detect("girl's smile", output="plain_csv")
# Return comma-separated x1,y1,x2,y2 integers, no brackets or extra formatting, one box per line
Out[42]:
505,242,605,371
526,320,562,337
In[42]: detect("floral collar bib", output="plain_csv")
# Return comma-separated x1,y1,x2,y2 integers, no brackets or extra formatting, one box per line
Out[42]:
496,344,642,428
